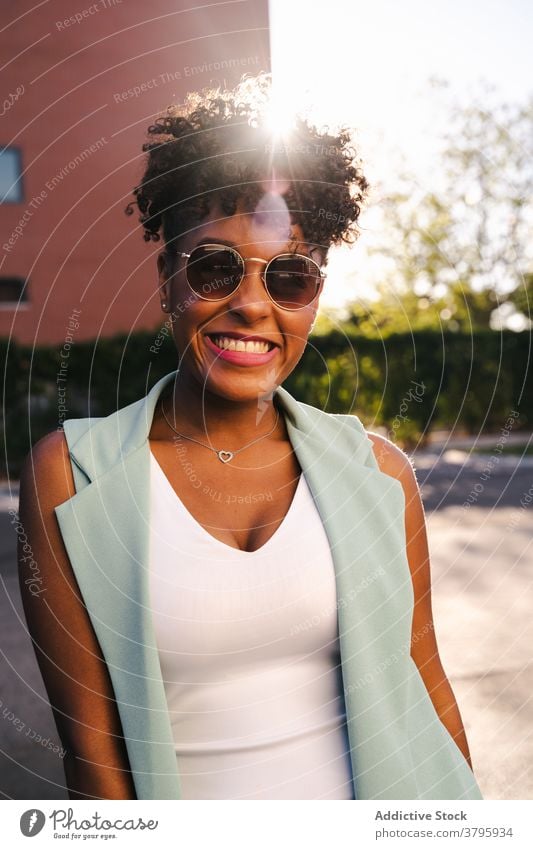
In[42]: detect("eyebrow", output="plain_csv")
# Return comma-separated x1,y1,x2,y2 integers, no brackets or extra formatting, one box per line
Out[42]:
194,237,237,248
192,236,311,256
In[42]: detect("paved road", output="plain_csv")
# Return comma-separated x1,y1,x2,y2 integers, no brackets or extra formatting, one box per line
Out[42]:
1,445,531,800
411,446,533,801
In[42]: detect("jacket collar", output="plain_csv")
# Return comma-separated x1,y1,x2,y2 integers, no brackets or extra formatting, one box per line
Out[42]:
66,368,377,484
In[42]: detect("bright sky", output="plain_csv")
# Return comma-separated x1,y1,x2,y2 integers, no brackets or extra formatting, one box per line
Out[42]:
269,0,533,312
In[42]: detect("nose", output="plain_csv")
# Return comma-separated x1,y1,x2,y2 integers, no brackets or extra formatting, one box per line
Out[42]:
224,260,272,318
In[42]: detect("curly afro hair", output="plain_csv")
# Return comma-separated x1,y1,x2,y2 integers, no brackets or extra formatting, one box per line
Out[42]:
125,72,369,261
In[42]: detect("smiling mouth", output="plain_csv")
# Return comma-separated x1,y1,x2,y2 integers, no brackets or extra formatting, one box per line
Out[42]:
206,334,276,354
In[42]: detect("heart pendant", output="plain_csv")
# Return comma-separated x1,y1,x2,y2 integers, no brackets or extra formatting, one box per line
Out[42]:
217,450,233,463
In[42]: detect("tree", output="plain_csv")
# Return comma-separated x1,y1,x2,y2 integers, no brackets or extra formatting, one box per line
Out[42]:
347,83,533,333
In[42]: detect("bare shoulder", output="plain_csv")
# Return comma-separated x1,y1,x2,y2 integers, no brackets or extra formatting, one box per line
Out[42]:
19,428,76,511
17,430,76,591
364,431,426,528
366,431,418,488
25,428,70,468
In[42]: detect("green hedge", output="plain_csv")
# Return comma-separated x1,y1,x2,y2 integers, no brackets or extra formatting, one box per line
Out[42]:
1,329,530,477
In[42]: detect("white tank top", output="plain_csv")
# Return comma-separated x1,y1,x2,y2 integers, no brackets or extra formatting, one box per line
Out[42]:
148,450,355,800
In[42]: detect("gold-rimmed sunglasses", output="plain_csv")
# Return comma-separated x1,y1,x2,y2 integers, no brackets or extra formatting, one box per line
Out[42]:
172,243,325,311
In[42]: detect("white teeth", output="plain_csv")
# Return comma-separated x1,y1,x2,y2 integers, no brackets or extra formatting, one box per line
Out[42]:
212,335,272,354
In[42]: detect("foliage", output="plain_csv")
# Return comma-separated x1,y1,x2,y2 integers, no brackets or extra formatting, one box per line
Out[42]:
355,85,533,332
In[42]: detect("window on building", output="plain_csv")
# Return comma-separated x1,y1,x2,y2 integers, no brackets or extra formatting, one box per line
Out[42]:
0,277,28,304
0,147,23,203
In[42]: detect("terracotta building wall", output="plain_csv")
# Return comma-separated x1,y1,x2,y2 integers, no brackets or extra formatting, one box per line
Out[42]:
0,0,270,345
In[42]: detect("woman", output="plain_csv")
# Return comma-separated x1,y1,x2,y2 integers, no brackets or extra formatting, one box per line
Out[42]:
18,74,483,801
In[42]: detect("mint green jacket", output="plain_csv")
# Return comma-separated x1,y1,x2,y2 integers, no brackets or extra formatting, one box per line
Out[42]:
55,370,483,800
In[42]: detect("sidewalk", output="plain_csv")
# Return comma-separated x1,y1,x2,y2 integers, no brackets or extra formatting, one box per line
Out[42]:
425,430,533,450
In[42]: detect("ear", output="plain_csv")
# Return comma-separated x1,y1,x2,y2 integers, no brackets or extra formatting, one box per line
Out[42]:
310,245,327,267
157,252,173,312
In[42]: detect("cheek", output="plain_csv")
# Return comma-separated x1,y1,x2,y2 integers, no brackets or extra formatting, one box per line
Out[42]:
171,302,219,348
171,280,199,313
282,314,316,346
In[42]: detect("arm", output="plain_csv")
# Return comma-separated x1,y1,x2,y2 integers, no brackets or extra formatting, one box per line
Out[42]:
17,430,137,800
367,432,474,770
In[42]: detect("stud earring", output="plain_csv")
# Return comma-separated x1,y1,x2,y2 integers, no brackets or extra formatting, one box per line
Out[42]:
161,302,167,310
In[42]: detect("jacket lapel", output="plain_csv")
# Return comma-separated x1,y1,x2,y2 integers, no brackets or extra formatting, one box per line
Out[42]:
55,370,482,800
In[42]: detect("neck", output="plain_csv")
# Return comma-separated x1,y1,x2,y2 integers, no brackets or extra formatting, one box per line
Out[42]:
160,368,282,445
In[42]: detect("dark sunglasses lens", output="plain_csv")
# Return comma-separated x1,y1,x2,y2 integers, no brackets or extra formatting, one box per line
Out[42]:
187,246,243,299
266,256,321,309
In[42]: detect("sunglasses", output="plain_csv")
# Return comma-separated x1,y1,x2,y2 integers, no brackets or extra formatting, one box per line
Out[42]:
172,243,325,311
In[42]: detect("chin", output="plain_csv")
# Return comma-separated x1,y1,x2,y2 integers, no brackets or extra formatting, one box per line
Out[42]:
204,371,281,401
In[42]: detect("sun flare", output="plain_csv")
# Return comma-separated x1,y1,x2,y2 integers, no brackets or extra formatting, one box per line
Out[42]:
263,93,295,140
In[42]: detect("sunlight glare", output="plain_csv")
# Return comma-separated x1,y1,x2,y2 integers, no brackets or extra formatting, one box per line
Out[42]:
264,92,295,140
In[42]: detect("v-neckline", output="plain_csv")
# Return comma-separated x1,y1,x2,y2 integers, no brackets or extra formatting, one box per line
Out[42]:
149,450,304,555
